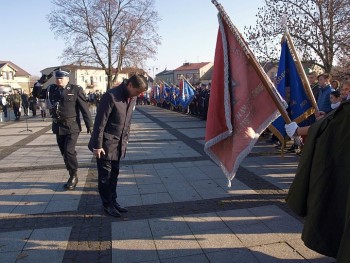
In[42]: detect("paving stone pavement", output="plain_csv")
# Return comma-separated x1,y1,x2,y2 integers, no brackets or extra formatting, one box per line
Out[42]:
0,105,335,263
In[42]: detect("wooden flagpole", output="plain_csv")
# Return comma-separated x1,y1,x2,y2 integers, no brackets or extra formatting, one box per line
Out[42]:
211,0,291,124
284,29,319,112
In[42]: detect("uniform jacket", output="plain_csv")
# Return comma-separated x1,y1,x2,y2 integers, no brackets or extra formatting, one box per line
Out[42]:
88,83,136,160
48,83,92,135
286,100,350,262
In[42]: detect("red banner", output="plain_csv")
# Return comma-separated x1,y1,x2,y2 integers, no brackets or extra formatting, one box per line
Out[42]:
204,14,280,184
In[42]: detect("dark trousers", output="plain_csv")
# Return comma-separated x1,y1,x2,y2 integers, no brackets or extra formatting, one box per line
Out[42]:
2,105,7,118
56,132,79,172
13,105,20,120
96,158,120,207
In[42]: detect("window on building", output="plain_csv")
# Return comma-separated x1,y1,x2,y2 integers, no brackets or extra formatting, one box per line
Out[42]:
90,76,94,85
193,73,200,83
81,76,84,82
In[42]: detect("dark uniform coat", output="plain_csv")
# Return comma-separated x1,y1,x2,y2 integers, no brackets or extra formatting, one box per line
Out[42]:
286,100,350,262
48,83,92,135
88,83,136,160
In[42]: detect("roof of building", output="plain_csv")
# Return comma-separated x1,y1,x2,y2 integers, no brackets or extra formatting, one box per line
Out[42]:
156,69,174,76
175,62,212,71
0,61,31,77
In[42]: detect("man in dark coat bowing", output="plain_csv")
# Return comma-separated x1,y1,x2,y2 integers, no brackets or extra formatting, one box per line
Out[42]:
88,74,148,217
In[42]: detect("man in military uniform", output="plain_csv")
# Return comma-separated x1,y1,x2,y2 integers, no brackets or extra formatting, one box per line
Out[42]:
47,69,93,190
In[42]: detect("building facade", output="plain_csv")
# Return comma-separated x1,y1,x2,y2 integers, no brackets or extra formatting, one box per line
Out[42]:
0,61,31,93
173,62,213,85
41,65,148,93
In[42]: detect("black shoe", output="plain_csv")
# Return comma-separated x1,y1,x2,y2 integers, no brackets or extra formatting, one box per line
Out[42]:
64,176,78,190
287,145,297,153
113,202,128,213
104,206,121,217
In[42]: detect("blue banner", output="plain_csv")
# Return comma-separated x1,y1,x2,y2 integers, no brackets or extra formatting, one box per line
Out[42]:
270,40,314,142
162,82,171,103
170,85,180,107
179,79,195,109
155,84,161,103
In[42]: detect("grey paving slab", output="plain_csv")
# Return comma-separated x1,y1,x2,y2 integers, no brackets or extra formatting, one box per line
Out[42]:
149,217,192,237
0,135,28,146
240,155,299,191
286,239,335,262
165,121,207,129
168,189,202,202
113,238,159,263
0,229,32,252
183,212,228,233
205,248,259,263
27,133,91,146
0,169,88,216
117,194,142,207
138,183,168,195
177,128,206,138
124,141,201,161
112,219,152,240
129,129,177,142
160,254,209,263
130,122,163,130
194,228,244,253
0,146,91,168
0,126,45,135
154,235,203,260
249,242,306,262
0,227,71,263
141,192,173,205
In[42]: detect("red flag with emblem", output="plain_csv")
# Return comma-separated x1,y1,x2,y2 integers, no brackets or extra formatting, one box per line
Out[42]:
205,10,283,185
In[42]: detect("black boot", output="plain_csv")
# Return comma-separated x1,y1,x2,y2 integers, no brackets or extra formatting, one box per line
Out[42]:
64,170,78,190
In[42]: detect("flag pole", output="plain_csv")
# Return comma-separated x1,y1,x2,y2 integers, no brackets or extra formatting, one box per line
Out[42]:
211,0,291,123
284,29,319,112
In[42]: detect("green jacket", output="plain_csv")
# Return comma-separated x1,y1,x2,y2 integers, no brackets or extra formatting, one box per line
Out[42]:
286,101,350,262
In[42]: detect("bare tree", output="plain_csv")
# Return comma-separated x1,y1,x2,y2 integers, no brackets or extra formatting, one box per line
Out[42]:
244,0,350,73
48,0,161,89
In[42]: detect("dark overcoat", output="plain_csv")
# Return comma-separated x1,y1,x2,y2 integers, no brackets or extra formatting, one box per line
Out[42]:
286,100,350,262
88,83,136,160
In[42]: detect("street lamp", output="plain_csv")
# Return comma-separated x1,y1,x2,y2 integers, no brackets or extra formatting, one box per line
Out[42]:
148,66,158,79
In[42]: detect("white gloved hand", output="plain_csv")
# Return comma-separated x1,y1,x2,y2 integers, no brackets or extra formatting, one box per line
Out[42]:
285,122,299,138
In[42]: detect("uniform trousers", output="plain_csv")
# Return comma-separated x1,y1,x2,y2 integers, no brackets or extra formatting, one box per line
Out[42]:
96,157,120,207
56,132,79,172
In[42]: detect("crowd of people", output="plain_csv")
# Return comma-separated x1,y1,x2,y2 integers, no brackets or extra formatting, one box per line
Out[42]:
146,82,211,121
266,72,350,154
0,89,54,121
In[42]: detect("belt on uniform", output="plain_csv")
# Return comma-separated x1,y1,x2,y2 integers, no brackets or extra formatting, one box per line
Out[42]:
53,118,76,125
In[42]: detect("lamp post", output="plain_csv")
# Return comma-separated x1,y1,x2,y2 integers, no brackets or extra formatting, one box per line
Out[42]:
148,66,158,80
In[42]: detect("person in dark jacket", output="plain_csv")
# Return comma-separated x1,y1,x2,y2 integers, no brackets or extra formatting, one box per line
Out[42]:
28,93,38,116
21,91,29,116
88,74,148,217
286,100,350,262
47,69,93,190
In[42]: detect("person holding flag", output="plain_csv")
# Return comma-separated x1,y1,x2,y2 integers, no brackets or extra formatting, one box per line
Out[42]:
179,78,196,113
268,35,316,152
